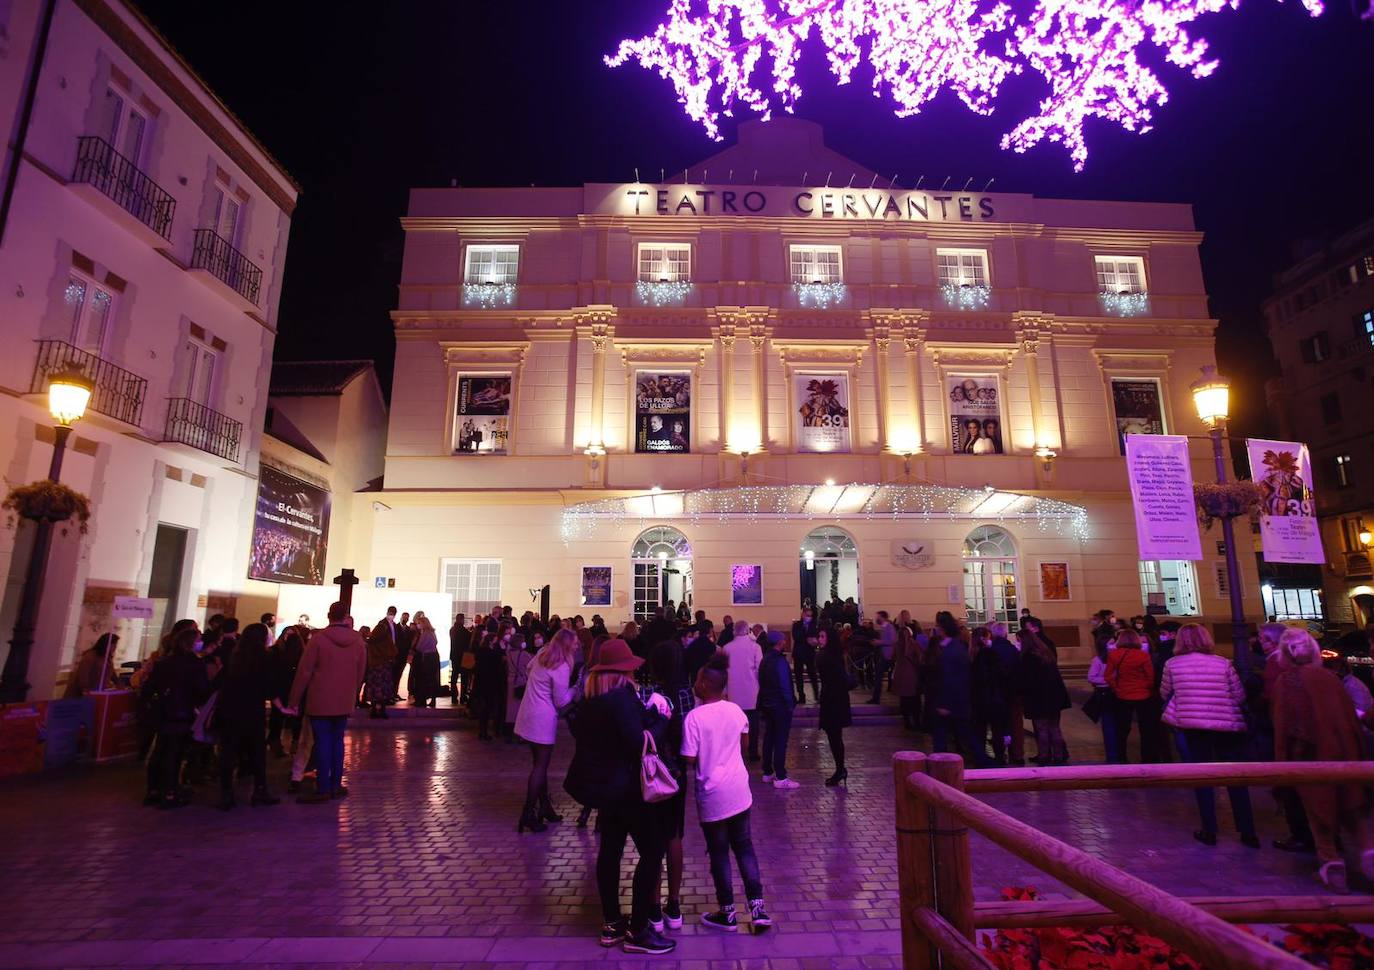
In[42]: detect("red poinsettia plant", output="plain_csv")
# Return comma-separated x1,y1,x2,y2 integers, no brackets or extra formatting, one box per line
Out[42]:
2,480,91,535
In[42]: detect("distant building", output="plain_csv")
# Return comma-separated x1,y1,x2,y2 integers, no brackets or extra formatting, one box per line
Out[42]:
362,118,1261,656
1263,216,1374,630
0,0,297,696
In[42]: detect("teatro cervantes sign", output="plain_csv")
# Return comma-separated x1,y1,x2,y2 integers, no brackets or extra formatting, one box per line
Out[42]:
587,183,997,222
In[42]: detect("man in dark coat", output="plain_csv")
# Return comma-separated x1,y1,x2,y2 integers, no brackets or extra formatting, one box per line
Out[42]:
790,607,821,704
449,614,471,703
757,631,798,787
390,611,414,701
981,622,1021,766
684,620,716,686
639,606,677,651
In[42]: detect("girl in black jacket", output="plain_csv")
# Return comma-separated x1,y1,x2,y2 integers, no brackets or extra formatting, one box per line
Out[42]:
215,623,281,810
816,628,852,786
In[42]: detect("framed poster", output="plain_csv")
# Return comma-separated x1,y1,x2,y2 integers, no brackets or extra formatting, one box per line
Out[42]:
1111,378,1166,455
634,371,691,453
249,466,332,584
947,375,1004,454
794,374,851,453
1038,561,1071,601
580,566,612,607
454,374,512,454
730,564,764,606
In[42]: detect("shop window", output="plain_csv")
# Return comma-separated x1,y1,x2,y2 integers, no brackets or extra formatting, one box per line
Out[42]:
1263,587,1324,621
1321,393,1343,425
789,245,843,284
464,245,519,284
1139,560,1201,616
440,558,502,617
1300,332,1329,363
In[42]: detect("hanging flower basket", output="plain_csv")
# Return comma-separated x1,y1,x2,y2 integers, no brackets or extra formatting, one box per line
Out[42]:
1194,480,1263,530
3,481,91,534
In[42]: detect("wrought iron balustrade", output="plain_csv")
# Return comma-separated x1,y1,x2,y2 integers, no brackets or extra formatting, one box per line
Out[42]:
191,229,262,305
71,136,175,239
30,340,146,426
163,397,242,462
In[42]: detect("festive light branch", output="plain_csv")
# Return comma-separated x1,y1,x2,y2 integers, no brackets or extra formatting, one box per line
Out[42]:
606,0,1323,170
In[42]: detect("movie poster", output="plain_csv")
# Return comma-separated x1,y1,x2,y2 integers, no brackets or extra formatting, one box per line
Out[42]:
1248,438,1325,564
635,371,691,454
1039,562,1071,601
1112,379,1166,455
731,564,764,606
948,375,1003,454
454,374,511,455
580,566,612,607
794,374,851,453
249,466,331,584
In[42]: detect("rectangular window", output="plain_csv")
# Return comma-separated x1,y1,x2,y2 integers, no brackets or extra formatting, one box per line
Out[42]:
183,337,220,406
440,558,502,617
212,182,243,246
464,244,519,284
1342,517,1368,552
936,248,988,287
1138,560,1201,616
1321,392,1343,425
1095,255,1146,294
1300,332,1330,363
99,86,150,165
1266,587,1323,621
789,245,843,284
637,243,691,282
1336,454,1353,488
64,271,115,354
1356,309,1374,347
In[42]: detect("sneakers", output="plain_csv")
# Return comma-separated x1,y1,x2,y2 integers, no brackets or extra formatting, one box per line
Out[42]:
762,774,774,783
773,777,800,790
648,908,665,934
623,926,677,954
702,908,739,932
664,900,683,930
599,919,628,948
749,898,772,930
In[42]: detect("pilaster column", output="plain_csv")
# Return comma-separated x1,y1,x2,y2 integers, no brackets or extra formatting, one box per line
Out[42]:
1018,326,1045,449
871,325,893,451
717,325,737,449
749,325,769,452
903,319,929,452
587,323,613,449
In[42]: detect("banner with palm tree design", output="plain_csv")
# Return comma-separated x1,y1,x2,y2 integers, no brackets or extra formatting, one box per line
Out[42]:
794,374,851,453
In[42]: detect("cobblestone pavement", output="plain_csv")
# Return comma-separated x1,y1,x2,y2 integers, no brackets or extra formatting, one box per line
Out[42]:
0,692,1332,968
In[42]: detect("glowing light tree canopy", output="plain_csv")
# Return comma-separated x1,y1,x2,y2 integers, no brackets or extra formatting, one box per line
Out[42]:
606,0,1324,170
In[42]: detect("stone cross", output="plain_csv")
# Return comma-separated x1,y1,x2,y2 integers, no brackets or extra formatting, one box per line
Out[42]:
332,568,359,616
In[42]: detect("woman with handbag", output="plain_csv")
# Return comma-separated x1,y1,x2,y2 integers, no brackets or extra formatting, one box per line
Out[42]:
513,628,580,832
1086,633,1120,762
817,627,853,786
563,639,674,955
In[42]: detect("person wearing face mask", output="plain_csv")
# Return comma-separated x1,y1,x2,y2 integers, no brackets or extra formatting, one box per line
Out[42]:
1086,632,1120,762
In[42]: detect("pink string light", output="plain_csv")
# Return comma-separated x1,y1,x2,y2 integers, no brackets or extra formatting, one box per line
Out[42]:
606,0,1323,171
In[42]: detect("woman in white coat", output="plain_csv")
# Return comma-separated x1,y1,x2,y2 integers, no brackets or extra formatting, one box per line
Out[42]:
514,628,579,832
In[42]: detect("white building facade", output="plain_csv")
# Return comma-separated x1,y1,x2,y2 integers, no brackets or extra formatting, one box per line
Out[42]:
359,119,1258,658
0,0,297,696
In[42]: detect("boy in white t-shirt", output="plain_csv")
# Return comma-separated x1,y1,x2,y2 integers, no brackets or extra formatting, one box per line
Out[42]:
681,653,771,932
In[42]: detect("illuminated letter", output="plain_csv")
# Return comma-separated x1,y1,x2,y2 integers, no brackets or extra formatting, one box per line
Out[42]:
656,189,669,215
794,191,813,214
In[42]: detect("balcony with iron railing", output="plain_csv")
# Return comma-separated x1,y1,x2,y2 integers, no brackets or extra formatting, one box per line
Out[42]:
69,136,176,243
30,340,147,427
163,397,242,463
190,229,262,308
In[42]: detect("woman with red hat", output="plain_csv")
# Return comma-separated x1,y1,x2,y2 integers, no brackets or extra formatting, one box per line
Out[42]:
563,638,675,956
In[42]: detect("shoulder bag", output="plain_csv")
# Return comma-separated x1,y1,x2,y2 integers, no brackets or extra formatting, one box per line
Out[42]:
640,729,679,803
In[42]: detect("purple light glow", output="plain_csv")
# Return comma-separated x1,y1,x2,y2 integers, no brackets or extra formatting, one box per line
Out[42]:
606,0,1324,171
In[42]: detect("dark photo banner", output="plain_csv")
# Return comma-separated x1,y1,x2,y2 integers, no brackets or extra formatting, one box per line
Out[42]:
249,466,332,584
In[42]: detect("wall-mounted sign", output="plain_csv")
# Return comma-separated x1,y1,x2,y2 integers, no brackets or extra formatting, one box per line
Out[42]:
731,564,764,606
111,596,154,620
948,375,1003,455
590,183,998,223
635,371,691,453
890,539,935,570
1111,379,1166,455
581,566,613,607
249,466,332,585
794,374,851,453
454,374,511,455
1248,438,1325,565
1125,434,1201,561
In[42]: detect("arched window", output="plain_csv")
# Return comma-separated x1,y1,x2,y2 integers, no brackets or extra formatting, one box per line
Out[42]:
800,526,858,559
962,526,1018,624
631,526,692,561
631,527,692,622
800,526,860,610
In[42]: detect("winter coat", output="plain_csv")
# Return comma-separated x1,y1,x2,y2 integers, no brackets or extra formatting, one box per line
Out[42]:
931,639,973,720
1272,663,1373,820
142,651,210,729
1019,650,1070,719
564,684,663,809
1105,647,1155,702
1159,652,1246,733
975,638,1019,711
791,619,820,663
817,647,852,731
514,659,575,745
892,635,921,699
288,623,367,717
757,648,796,713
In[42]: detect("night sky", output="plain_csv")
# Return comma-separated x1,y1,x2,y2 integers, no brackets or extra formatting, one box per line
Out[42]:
136,0,1374,439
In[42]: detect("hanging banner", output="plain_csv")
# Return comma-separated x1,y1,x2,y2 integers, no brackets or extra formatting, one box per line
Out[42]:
249,466,331,584
1111,379,1166,455
1125,434,1202,561
947,375,1004,454
1248,438,1325,564
634,372,691,453
794,375,852,453
454,374,511,454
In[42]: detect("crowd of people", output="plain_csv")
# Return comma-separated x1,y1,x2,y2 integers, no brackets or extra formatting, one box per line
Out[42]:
109,594,1374,952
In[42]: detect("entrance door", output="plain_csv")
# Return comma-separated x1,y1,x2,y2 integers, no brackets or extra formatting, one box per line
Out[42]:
800,526,860,611
144,524,187,659
963,526,1019,625
631,526,692,623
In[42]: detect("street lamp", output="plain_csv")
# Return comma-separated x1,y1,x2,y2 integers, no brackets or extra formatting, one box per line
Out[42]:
0,368,94,701
1190,364,1248,674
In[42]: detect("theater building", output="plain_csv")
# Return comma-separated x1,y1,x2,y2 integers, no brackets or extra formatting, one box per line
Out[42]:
356,118,1260,657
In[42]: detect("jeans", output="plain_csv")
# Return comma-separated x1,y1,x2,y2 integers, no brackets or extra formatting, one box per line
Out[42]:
1095,690,1121,763
793,655,818,702
760,707,793,780
701,809,763,907
310,715,348,794
290,714,314,782
597,801,667,931
744,708,760,759
1113,697,1146,763
1174,728,1255,838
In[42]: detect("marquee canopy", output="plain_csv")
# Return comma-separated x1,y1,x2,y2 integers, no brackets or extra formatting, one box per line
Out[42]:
561,483,1089,542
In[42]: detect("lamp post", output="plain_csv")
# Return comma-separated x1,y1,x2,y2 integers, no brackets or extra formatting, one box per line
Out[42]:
1190,365,1249,674
0,369,94,702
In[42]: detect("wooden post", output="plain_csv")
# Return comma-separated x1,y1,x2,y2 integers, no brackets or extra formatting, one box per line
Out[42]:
928,753,976,944
892,751,936,970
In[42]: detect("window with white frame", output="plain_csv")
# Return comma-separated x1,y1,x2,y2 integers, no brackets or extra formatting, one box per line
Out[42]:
440,559,502,617
98,85,150,165
638,243,691,282
64,271,116,354
790,245,843,284
1095,255,1147,295
465,245,520,284
1138,560,1201,616
936,249,989,287
211,181,244,247
182,336,220,407
1336,453,1354,488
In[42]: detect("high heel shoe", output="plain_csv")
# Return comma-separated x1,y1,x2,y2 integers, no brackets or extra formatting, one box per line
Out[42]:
517,806,548,833
539,799,563,823
825,768,848,787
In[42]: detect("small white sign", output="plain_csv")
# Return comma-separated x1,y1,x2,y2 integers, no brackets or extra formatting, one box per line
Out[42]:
112,596,155,620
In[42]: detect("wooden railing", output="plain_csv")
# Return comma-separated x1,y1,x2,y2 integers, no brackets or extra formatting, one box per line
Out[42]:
892,752,1374,970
